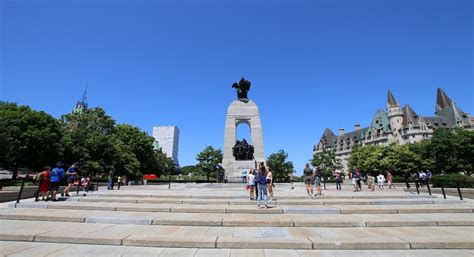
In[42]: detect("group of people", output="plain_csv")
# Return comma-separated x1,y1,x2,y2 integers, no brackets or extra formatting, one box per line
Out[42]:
412,170,432,189
352,170,395,192
36,162,92,201
107,169,128,190
245,162,273,208
303,163,326,196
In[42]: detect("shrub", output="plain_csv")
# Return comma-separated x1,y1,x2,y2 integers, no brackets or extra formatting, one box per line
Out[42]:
431,174,474,188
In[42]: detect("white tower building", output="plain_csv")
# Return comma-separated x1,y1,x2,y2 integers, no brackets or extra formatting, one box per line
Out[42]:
152,126,180,166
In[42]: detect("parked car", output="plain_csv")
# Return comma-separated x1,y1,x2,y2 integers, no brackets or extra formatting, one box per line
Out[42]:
0,169,13,180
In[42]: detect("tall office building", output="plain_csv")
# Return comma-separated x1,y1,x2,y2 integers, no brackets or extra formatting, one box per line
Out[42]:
153,126,180,166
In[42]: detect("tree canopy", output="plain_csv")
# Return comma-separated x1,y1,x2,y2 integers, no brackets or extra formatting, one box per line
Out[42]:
0,102,174,179
266,150,295,182
196,146,223,181
348,128,473,176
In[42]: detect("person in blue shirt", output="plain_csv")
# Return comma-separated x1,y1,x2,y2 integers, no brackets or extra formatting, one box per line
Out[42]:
49,162,65,201
62,162,79,197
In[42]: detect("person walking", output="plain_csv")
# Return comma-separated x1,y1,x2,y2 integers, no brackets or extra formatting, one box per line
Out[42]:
288,171,294,189
37,167,51,201
377,172,385,190
62,162,78,197
256,162,269,208
314,166,323,196
49,162,65,201
117,175,122,190
107,169,115,190
367,173,375,191
387,171,395,189
247,169,256,200
355,170,362,191
267,168,274,200
334,170,342,190
303,163,314,196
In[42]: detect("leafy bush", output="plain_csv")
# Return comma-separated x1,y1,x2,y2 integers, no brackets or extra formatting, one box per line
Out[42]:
431,174,474,188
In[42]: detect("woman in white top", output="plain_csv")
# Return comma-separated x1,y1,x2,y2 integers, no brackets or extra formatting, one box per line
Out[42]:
266,169,274,200
377,173,385,189
247,169,256,200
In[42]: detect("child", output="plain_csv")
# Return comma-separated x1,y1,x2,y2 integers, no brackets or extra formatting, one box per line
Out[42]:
377,173,385,190
37,167,51,201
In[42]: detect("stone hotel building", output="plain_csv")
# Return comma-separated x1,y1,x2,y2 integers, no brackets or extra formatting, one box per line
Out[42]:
314,88,474,174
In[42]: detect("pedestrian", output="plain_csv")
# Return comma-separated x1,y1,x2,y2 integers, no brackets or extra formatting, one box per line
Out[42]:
288,171,294,189
117,175,122,190
303,163,314,196
351,170,357,191
314,166,323,196
49,162,65,201
355,170,362,191
334,170,342,190
377,172,385,190
424,170,432,187
267,168,274,200
107,168,115,190
418,171,426,188
387,171,395,189
123,175,128,186
62,162,78,197
256,162,269,208
367,172,375,191
247,169,255,200
37,167,51,201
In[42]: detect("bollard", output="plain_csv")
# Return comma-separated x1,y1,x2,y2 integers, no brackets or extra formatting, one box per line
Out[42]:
16,180,25,204
35,180,43,202
323,178,326,190
426,182,432,196
457,183,463,200
96,181,99,192
76,180,80,196
441,187,447,199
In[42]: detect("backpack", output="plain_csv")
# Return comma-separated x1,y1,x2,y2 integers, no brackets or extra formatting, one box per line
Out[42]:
257,173,267,184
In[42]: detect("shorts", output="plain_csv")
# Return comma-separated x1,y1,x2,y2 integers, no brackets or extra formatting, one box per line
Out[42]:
352,178,356,185
304,176,314,185
314,177,321,186
50,181,60,191
67,176,76,184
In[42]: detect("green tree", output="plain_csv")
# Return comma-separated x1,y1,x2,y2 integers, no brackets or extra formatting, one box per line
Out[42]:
348,145,385,175
311,149,341,178
196,146,223,181
112,124,158,175
0,102,64,171
181,165,200,176
429,128,460,174
453,128,474,176
154,148,175,177
266,150,295,182
60,107,116,175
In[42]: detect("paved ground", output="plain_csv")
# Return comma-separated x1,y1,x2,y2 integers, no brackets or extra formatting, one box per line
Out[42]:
0,183,473,256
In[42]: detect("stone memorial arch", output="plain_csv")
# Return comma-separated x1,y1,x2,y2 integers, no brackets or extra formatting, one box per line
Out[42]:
222,78,265,182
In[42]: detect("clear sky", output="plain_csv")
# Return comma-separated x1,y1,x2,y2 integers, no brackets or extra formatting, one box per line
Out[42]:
1,0,472,175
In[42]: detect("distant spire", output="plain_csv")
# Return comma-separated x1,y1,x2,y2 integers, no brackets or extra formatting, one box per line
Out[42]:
387,90,398,106
436,88,453,113
402,104,419,126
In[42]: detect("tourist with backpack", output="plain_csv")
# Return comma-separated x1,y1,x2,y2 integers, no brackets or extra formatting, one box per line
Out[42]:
256,162,269,209
303,163,314,196
50,162,65,201
314,166,323,196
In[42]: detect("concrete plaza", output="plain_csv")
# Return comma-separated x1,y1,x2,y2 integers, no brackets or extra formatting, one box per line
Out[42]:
0,183,473,256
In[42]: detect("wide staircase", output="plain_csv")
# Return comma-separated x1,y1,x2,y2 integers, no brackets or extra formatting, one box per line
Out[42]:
0,183,473,256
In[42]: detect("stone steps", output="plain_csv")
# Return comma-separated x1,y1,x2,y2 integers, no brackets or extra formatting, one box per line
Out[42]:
2,184,473,253
1,241,473,256
70,196,461,206
0,207,473,227
11,201,474,214
0,220,473,250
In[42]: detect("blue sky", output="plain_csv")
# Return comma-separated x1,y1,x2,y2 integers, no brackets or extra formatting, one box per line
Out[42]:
1,0,472,175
